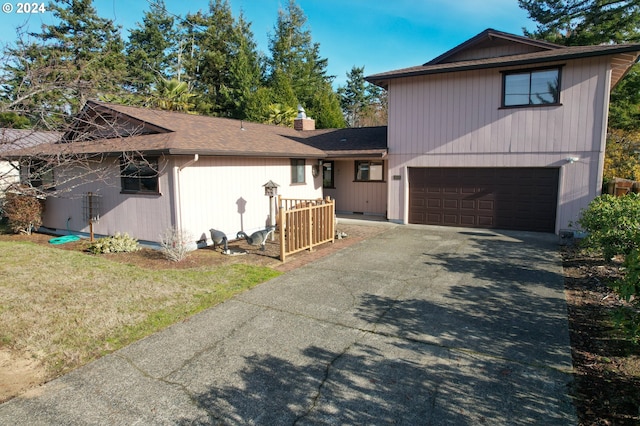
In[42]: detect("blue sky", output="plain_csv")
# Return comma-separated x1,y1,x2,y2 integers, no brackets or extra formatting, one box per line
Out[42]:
0,0,536,86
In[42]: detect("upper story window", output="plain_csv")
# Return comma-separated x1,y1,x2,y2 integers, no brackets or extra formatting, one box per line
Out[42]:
502,67,561,107
355,160,384,182
120,156,159,194
291,159,305,184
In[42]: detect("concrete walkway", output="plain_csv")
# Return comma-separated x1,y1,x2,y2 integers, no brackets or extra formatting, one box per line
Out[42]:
0,225,576,425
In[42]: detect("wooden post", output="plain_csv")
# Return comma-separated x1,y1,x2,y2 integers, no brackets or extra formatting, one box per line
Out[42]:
88,192,94,242
278,206,286,262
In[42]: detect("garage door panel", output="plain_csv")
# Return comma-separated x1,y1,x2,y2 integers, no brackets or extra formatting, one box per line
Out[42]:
409,167,558,232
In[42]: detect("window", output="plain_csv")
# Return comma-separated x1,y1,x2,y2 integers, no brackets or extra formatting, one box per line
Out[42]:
323,161,335,188
503,67,561,107
26,160,55,190
120,157,159,193
291,159,305,184
355,160,384,182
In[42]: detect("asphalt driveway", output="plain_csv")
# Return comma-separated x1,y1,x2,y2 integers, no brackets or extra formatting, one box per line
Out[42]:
0,224,576,425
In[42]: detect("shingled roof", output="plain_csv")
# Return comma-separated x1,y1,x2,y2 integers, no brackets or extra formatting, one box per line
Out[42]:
27,101,388,159
367,29,640,90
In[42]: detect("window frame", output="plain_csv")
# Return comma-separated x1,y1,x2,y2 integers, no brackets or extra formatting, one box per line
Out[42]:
120,156,160,194
322,160,335,189
501,66,562,108
25,159,55,190
290,158,306,184
354,160,384,182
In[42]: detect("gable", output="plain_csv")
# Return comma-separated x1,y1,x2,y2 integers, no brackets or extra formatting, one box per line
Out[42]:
63,101,169,143
426,29,561,65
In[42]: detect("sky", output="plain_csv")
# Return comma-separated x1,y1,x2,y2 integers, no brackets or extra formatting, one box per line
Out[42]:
0,0,537,87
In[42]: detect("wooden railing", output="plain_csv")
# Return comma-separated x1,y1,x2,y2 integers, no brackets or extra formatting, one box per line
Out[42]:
277,196,335,262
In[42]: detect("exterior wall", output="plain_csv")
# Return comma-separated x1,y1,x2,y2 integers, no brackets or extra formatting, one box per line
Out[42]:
41,155,322,244
386,56,612,232
42,157,173,242
445,41,543,63
176,156,322,244
324,159,387,216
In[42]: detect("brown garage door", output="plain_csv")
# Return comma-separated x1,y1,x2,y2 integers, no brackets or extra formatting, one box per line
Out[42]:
409,167,558,232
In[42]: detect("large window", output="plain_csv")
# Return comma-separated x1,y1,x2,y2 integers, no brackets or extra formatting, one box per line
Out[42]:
322,161,334,188
120,157,159,193
291,159,305,184
503,67,561,107
355,160,384,182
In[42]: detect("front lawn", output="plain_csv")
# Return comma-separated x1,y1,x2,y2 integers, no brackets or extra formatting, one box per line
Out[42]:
0,237,280,401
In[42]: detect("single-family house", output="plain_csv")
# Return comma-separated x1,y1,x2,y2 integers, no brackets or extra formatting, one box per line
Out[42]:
1,128,61,198
367,29,640,233
24,101,386,245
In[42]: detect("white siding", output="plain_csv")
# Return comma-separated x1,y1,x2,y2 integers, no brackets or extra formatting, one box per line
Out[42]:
387,57,612,232
176,156,322,244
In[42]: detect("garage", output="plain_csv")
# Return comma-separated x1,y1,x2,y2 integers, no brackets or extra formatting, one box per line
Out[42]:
408,167,559,232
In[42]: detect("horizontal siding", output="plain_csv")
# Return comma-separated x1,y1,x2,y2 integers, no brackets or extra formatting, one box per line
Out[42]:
387,56,611,231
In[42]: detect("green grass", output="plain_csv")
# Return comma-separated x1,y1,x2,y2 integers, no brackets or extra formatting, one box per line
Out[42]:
0,240,280,377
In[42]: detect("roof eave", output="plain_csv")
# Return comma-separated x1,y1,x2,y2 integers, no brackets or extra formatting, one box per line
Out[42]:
366,44,640,86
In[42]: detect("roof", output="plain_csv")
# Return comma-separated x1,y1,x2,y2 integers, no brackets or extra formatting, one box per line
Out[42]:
367,29,640,90
426,28,563,65
1,128,62,153
8,101,387,160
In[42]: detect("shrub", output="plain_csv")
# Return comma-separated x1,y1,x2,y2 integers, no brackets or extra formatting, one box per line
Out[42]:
2,189,44,235
88,233,140,254
612,250,640,343
159,227,193,262
576,193,640,260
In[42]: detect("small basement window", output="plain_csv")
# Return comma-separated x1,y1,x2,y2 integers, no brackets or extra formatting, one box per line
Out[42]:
502,67,561,107
120,156,159,194
355,160,384,182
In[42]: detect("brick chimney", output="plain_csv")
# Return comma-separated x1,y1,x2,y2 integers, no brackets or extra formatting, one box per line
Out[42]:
294,105,315,131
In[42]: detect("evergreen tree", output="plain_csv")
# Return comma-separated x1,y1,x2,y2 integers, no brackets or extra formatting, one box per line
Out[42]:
182,0,261,117
267,0,344,128
338,66,387,127
125,0,178,94
519,0,640,45
519,0,640,131
1,0,126,123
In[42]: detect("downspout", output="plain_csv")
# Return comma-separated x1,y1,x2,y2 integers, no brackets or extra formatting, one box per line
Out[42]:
174,154,199,232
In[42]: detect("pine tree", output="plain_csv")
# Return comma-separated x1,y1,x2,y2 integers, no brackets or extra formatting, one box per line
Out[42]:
125,0,178,94
519,0,640,131
1,0,126,123
267,0,344,128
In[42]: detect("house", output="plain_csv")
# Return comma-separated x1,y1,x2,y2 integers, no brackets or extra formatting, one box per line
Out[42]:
24,101,386,245
366,29,640,233
1,128,61,198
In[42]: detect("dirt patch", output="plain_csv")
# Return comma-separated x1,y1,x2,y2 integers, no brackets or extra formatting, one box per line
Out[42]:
0,350,46,403
562,245,640,425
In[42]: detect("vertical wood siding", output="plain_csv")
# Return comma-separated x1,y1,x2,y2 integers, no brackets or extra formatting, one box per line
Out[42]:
323,160,387,215
175,156,322,244
42,156,322,244
386,56,611,232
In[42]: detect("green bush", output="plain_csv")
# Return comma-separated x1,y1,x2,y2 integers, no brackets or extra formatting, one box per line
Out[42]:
88,232,140,254
612,250,640,343
576,193,640,260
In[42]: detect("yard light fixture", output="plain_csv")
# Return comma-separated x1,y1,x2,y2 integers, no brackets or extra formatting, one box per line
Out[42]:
566,157,579,164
